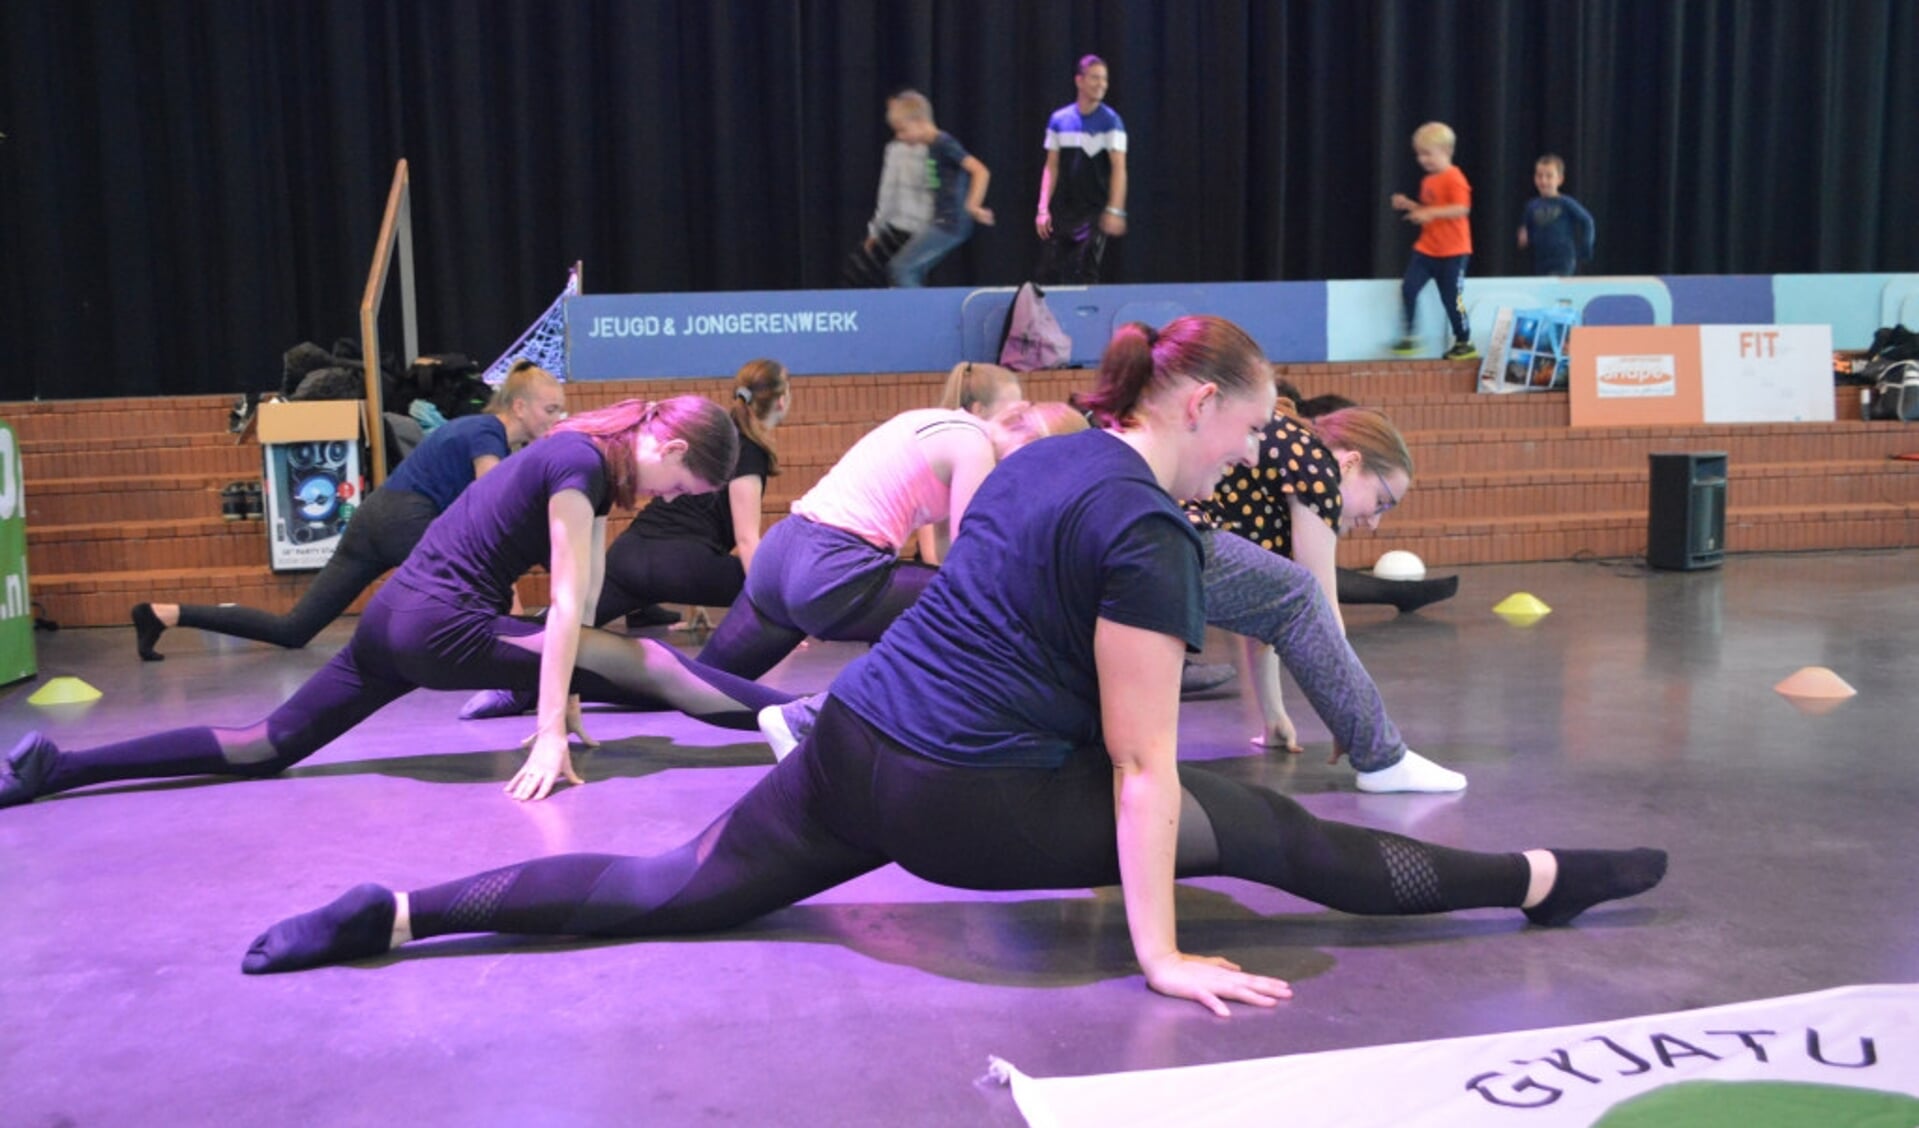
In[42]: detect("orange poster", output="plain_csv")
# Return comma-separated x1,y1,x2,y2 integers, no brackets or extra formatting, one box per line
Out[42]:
1568,326,1705,428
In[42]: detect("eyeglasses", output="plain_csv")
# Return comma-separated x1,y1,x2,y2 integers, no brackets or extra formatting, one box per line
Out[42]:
1375,474,1401,515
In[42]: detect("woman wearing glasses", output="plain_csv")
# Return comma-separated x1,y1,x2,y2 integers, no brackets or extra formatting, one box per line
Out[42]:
1189,404,1463,792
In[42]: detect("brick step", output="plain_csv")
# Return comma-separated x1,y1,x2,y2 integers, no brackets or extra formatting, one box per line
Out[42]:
1340,500,1919,568
23,473,252,527
1403,459,1919,521
28,565,386,631
1415,422,1919,474
21,434,262,480
3,395,237,442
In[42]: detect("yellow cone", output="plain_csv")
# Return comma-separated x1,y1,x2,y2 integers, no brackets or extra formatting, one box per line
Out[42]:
28,676,103,705
1493,592,1552,626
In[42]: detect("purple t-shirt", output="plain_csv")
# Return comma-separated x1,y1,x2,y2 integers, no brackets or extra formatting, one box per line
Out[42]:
389,431,610,612
831,429,1204,769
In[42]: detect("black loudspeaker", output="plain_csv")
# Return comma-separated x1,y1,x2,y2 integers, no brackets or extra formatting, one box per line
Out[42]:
1647,452,1727,571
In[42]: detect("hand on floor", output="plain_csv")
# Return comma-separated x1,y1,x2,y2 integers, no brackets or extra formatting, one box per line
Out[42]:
1251,712,1302,755
1143,951,1292,1017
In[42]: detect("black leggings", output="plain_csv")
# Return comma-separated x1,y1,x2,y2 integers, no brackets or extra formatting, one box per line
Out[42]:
35,591,793,798
404,697,1529,942
176,487,438,648
695,516,936,679
592,532,746,627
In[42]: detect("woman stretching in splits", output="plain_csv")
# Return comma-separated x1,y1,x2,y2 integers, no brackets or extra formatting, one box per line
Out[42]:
132,361,568,659
689,398,1085,679
1,399,794,809
460,360,791,721
464,395,1083,723
240,316,1666,1015
1188,400,1466,790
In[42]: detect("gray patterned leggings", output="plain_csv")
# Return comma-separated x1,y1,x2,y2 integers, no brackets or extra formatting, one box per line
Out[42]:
1199,530,1407,770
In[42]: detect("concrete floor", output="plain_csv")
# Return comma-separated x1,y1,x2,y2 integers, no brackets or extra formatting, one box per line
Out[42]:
3,552,1916,1125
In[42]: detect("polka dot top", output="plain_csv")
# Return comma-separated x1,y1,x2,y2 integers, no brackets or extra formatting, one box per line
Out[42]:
1186,414,1343,557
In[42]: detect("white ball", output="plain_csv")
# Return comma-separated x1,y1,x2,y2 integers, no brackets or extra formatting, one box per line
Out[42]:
1372,550,1427,581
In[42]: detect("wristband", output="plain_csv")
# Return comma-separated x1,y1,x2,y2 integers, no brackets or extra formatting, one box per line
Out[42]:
1104,206,1127,218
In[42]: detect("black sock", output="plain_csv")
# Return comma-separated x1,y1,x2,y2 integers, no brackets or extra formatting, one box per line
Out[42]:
132,603,166,661
242,883,397,974
1525,848,1669,926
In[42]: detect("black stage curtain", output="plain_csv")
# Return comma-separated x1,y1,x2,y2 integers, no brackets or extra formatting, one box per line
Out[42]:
2,1,1914,400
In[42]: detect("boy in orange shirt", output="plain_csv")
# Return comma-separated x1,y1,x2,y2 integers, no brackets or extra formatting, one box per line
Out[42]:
1390,122,1477,360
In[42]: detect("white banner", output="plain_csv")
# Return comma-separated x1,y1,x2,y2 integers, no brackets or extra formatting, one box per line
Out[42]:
991,984,1919,1127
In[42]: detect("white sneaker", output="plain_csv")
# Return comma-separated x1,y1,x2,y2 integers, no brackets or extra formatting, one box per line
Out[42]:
1354,749,1467,794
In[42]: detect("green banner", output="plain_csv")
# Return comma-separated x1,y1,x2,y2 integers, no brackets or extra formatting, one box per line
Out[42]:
0,420,35,685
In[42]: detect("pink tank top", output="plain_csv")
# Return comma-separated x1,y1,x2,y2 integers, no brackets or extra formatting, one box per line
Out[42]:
791,409,990,551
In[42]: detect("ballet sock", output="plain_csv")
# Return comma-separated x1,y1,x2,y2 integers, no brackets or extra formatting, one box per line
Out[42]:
459,688,535,720
1354,749,1467,793
1524,848,1669,927
132,603,167,661
242,883,397,974
0,732,60,809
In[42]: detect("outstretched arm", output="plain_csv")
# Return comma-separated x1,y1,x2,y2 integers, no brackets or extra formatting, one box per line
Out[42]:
1288,496,1344,634
1098,617,1293,1016
509,489,597,801
728,475,766,573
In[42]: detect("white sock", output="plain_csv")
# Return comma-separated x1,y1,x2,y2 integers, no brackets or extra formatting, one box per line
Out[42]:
1355,749,1467,794
759,705,799,761
390,891,414,948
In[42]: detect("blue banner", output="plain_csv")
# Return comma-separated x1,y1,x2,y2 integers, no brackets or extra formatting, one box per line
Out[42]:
567,290,968,379
561,273,1903,380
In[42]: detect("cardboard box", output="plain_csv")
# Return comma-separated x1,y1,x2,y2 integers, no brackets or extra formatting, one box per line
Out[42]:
257,399,363,443
258,400,366,572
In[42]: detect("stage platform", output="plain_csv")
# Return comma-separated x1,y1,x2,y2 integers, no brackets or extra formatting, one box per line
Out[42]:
3,551,1915,1124
7,360,1916,627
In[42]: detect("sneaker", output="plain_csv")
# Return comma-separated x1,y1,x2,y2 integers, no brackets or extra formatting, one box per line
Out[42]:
1389,336,1422,356
1443,341,1479,361
459,688,536,720
1179,660,1237,698
220,482,247,521
1355,749,1468,793
759,693,825,762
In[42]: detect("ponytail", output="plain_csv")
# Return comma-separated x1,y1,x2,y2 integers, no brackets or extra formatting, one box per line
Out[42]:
1074,316,1267,429
940,361,1021,415
728,358,789,476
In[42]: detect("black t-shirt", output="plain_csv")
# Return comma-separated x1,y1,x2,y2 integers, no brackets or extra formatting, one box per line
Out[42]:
623,434,770,554
389,431,611,612
831,428,1205,770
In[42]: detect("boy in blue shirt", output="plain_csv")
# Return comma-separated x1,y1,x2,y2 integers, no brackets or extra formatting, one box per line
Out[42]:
1517,154,1595,276
880,91,995,288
